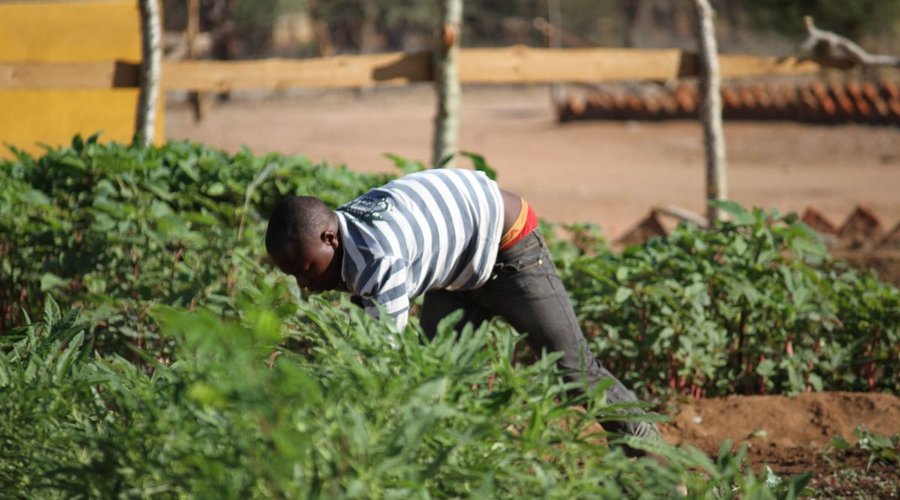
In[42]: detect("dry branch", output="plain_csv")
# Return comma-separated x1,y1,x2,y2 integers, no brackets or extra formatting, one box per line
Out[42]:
656,204,708,228
800,16,900,68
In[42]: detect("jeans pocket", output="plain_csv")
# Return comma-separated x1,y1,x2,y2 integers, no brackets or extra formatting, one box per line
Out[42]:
494,254,544,276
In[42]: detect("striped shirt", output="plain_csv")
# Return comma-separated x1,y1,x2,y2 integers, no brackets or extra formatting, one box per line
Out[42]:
335,168,504,329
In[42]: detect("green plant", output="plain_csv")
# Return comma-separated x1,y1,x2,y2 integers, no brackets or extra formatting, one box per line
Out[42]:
562,202,899,397
0,135,391,350
828,426,899,470
1,290,807,498
9,139,884,496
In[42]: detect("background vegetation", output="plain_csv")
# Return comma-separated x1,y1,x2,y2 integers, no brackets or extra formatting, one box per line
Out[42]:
161,0,900,57
1,138,896,495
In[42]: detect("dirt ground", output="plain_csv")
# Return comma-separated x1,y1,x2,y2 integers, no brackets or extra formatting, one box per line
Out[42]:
166,84,900,240
167,86,899,494
661,392,900,495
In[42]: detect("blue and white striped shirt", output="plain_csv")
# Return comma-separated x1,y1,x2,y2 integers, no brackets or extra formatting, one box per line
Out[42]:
336,169,504,329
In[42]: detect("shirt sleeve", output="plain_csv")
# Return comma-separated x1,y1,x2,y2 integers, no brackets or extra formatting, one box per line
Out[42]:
355,256,411,330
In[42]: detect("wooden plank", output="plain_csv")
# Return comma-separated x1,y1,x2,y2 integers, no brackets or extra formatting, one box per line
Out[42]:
0,89,164,156
0,0,141,61
719,55,820,78
0,61,139,89
162,52,432,91
0,48,826,92
0,0,156,159
679,53,820,78
460,46,685,83
162,48,822,90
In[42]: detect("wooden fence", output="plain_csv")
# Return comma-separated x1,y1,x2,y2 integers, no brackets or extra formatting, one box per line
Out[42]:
0,0,163,159
2,47,821,92
0,0,824,159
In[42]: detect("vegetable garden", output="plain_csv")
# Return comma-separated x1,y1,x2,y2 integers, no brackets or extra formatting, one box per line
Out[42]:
1,136,898,497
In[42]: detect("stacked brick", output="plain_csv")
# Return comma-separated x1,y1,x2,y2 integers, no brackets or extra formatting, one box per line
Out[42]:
559,78,900,125
613,205,900,284
617,205,898,250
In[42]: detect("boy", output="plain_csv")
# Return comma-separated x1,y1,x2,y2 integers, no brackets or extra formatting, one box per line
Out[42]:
266,168,658,450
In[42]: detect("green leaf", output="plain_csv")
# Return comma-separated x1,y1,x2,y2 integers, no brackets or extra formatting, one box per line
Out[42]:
614,287,633,303
437,153,455,168
756,359,776,377
460,151,497,180
206,182,226,196
20,189,51,206
710,199,754,225
40,273,70,292
383,153,426,174
830,434,852,450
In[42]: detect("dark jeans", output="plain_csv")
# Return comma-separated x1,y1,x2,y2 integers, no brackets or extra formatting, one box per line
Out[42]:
421,230,647,436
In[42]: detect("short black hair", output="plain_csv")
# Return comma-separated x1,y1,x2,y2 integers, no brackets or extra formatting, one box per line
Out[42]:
265,196,332,255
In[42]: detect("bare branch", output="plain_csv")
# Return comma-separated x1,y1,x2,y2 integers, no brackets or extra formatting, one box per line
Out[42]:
656,204,708,228
800,16,900,68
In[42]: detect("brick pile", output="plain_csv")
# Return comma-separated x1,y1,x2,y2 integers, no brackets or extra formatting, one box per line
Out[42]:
559,77,900,125
617,204,899,251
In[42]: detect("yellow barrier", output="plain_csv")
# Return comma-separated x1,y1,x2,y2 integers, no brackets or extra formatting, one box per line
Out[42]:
0,0,163,158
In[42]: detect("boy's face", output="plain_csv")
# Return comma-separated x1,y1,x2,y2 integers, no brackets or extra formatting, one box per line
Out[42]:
269,230,342,293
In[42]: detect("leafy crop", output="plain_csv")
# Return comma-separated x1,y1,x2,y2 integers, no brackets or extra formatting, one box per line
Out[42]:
0,135,390,346
1,291,813,498
828,426,899,470
1,137,896,496
561,202,899,397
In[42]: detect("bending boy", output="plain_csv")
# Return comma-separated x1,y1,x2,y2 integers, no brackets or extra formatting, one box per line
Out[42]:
265,168,658,447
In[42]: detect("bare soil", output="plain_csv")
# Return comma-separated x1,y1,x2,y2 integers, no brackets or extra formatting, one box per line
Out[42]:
167,86,900,494
166,85,900,239
662,392,900,497
662,391,899,468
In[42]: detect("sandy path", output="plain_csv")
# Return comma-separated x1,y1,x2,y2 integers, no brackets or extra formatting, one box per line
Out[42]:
166,85,900,239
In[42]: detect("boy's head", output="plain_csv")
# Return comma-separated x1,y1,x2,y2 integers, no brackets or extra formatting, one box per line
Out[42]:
266,196,343,292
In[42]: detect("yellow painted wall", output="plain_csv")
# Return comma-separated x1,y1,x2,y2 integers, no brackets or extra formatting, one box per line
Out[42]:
0,0,163,158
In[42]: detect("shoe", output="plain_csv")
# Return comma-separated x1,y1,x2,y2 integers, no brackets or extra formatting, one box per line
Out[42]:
615,420,663,459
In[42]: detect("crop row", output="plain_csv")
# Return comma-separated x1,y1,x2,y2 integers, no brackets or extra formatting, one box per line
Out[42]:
1,136,896,397
4,136,896,496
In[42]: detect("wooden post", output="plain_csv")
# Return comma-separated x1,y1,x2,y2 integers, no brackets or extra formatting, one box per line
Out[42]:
547,0,563,106
694,0,727,224
618,0,641,48
186,0,208,121
308,0,334,57
432,0,462,167
135,0,162,146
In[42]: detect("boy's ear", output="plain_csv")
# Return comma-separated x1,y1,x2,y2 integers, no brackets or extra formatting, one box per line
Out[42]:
322,229,339,248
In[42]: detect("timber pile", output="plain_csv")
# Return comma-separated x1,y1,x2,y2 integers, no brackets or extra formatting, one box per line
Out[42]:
559,77,900,125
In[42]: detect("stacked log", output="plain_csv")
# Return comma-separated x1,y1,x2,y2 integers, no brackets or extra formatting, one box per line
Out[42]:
560,77,900,125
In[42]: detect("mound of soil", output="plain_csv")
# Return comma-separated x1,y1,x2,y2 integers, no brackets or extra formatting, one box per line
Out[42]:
661,392,900,496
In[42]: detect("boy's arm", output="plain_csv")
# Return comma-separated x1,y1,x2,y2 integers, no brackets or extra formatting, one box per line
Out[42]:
355,257,411,330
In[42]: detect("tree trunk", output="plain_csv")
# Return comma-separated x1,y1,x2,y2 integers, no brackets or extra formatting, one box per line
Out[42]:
432,0,462,167
618,0,641,47
186,0,207,122
694,0,727,223
135,0,162,147
547,0,563,106
308,0,334,57
359,1,381,54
